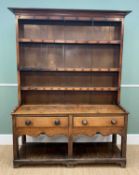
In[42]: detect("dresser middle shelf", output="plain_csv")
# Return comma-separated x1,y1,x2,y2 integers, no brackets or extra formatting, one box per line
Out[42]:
19,67,120,72
21,86,118,91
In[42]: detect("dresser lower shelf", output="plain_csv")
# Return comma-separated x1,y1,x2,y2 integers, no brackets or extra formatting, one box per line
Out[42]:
14,142,126,167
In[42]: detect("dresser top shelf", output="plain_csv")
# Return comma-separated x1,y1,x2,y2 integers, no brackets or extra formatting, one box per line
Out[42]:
13,104,127,115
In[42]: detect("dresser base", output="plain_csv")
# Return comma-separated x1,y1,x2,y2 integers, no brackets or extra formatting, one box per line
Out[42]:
13,142,126,168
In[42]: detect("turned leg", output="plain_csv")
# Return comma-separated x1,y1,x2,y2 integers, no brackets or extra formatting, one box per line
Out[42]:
22,135,26,145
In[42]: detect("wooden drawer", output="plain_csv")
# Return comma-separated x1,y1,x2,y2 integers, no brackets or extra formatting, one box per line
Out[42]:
73,116,124,127
16,117,68,128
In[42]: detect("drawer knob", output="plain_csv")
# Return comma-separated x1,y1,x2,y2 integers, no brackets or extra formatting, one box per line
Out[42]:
82,119,88,125
54,119,60,126
25,120,32,126
111,119,117,125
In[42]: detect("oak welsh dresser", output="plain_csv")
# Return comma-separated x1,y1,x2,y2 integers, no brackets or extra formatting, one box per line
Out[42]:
9,8,131,167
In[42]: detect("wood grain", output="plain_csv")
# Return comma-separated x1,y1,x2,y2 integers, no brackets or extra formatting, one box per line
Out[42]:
13,104,126,115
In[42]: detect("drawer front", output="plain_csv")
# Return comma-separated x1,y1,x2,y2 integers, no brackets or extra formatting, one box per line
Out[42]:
16,117,68,128
73,116,124,127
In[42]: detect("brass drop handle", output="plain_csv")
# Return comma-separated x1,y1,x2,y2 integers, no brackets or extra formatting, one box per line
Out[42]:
82,119,88,126
54,119,60,126
111,119,117,125
25,120,32,126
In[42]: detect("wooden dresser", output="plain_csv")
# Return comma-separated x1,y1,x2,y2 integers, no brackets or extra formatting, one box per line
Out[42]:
9,8,131,167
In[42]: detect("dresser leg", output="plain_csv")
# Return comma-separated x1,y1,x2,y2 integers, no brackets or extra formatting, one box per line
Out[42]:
13,134,19,160
68,137,73,158
121,134,127,158
112,134,117,145
13,162,20,168
120,161,126,168
68,115,73,158
22,135,26,145
121,115,128,158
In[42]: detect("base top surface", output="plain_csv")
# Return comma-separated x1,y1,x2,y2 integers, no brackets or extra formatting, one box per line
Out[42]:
13,104,126,115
